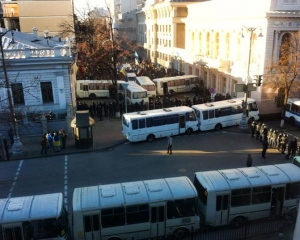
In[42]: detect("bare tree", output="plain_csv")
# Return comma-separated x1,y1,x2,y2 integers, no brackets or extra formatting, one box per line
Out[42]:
266,31,300,110
60,2,142,116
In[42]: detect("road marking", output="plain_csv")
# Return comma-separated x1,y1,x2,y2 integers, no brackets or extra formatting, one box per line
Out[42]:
64,155,68,212
7,160,23,198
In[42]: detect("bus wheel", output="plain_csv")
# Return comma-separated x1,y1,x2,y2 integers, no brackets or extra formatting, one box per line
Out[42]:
289,117,296,126
89,93,96,100
185,128,193,134
146,134,155,142
215,124,222,131
173,228,189,240
230,216,246,228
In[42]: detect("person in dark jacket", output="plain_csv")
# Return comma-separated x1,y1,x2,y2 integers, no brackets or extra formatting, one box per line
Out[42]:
262,136,268,158
246,154,253,167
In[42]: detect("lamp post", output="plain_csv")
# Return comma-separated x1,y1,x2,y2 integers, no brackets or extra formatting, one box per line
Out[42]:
239,27,263,130
0,30,23,155
122,83,129,113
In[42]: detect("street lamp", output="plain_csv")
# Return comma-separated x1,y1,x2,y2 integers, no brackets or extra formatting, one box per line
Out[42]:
239,27,263,130
0,29,24,155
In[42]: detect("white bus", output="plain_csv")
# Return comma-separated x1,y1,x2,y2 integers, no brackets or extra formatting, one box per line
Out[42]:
122,106,198,142
193,163,300,227
76,80,124,99
284,98,300,127
72,176,200,240
121,81,149,105
153,75,200,95
135,76,156,98
192,97,259,131
0,193,69,240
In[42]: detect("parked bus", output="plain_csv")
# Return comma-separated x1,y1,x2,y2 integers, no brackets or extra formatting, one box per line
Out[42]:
284,98,300,127
122,106,198,142
72,176,200,240
192,97,259,131
193,163,300,227
0,193,69,240
121,81,149,105
76,80,124,99
153,75,200,95
135,76,156,98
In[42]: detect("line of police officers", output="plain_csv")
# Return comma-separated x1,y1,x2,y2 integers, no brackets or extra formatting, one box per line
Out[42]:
251,121,299,159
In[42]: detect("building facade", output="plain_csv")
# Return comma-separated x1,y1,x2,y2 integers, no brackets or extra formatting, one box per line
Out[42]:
140,0,300,115
1,0,74,36
0,27,76,137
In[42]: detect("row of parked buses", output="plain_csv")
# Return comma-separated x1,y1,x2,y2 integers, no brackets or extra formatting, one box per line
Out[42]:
75,75,200,101
122,97,259,142
1,162,300,240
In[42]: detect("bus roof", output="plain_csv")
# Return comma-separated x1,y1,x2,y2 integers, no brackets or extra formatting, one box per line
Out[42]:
192,98,256,110
0,193,63,224
287,98,300,105
122,82,148,92
194,163,300,192
153,75,199,83
122,106,194,120
76,80,125,83
136,76,155,85
73,176,197,212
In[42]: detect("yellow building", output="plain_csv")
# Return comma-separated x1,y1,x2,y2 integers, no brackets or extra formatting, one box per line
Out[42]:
141,0,300,115
1,0,74,36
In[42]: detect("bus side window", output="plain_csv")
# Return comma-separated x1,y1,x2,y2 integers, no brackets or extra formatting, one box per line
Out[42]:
146,118,153,127
139,119,145,129
132,120,138,130
209,110,214,119
203,111,208,120
215,109,220,118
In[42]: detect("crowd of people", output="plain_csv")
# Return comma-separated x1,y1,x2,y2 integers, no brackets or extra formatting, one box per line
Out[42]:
250,120,299,159
40,129,68,155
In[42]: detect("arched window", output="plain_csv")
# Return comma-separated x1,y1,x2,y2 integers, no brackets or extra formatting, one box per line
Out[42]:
236,36,241,61
226,33,230,58
198,32,202,54
250,34,258,63
214,33,219,59
206,32,210,56
279,33,292,63
191,32,195,52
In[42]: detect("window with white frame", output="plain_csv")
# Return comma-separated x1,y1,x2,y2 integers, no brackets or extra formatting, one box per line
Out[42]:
40,82,54,103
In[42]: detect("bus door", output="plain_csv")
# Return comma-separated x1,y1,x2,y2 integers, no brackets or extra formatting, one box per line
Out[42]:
83,214,100,240
270,187,285,216
150,205,165,237
83,84,89,98
179,115,186,134
163,82,168,95
185,79,190,91
3,226,23,240
215,194,229,225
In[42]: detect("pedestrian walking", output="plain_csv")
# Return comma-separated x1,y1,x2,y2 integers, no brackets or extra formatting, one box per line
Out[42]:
167,136,173,155
40,133,47,155
246,154,252,167
262,136,268,158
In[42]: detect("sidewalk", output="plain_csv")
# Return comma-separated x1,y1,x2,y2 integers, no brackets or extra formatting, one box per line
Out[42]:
9,116,126,160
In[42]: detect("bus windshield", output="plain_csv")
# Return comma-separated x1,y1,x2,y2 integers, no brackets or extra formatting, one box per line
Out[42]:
133,92,147,99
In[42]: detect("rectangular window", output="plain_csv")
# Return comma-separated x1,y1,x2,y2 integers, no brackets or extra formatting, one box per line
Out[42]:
101,207,125,228
139,119,145,129
285,182,300,199
11,83,25,104
41,82,54,103
202,111,208,120
231,188,251,207
132,120,138,130
126,204,149,224
252,186,271,204
146,118,153,127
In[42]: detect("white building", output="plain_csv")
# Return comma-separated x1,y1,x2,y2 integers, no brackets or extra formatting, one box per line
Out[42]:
0,27,76,137
140,0,300,115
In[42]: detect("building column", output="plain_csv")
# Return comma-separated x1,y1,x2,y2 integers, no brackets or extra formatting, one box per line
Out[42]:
273,30,280,63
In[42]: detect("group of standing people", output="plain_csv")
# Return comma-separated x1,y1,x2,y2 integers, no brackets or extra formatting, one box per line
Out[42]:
250,120,299,159
40,129,67,155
